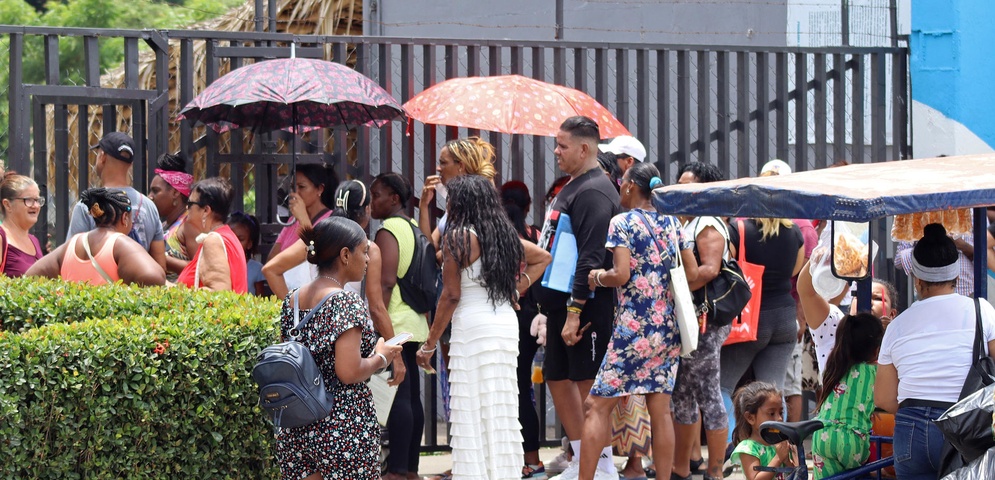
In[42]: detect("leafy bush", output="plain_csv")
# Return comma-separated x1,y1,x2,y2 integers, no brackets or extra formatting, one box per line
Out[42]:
0,277,282,478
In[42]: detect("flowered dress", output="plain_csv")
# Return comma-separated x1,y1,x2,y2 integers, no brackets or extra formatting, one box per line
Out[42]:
732,439,786,480
812,362,877,479
275,289,381,480
591,208,688,397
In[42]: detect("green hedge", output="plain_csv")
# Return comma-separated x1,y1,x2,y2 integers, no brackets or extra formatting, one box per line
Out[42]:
0,277,283,478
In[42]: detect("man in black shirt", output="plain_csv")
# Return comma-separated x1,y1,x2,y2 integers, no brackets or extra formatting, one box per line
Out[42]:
537,116,621,477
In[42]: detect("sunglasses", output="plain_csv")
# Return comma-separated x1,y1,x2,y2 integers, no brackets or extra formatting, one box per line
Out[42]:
185,200,208,209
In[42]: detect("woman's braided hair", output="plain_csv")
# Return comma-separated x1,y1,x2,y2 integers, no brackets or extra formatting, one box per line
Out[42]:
80,188,132,227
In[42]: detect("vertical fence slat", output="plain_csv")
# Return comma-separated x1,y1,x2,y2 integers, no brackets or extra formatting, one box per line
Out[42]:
466,45,481,138
55,103,69,245
444,45,459,142
871,53,887,162
510,46,525,182
716,51,730,175
775,52,789,163
794,52,808,171
756,52,769,167
335,42,352,180
677,50,690,166
532,47,547,224
378,42,393,175
894,51,909,160
423,44,438,185
594,48,608,106
205,40,219,177
615,49,630,132
696,50,710,164
736,51,750,178
33,99,49,243
180,39,194,163
814,53,828,169
656,50,670,177
400,43,415,184
355,42,372,179
573,47,588,93
8,33,29,175
832,53,847,164
488,45,503,180
636,49,650,157
77,106,89,195
851,55,865,164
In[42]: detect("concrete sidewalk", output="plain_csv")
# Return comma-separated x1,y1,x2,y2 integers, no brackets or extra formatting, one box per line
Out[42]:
416,446,748,479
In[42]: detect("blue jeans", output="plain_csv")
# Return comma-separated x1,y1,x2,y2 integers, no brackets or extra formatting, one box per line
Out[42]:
893,406,947,480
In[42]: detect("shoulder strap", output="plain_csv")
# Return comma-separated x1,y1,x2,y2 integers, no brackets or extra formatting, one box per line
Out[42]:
632,210,681,269
82,232,115,284
736,220,747,263
290,289,344,340
974,297,985,361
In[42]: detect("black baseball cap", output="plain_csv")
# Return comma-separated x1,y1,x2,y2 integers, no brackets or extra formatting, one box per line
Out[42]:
91,132,137,163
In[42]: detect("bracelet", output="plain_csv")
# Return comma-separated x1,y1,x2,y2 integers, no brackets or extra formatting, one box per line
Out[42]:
521,272,533,287
566,306,583,315
594,271,605,287
373,352,389,373
419,344,438,354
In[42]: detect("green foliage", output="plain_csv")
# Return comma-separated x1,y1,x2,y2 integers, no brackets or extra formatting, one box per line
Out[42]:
0,276,282,478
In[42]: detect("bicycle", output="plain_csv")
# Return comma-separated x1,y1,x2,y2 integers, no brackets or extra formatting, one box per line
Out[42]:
756,419,894,480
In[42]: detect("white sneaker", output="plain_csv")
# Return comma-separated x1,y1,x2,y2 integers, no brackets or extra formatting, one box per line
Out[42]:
548,460,579,480
546,437,572,475
593,466,619,480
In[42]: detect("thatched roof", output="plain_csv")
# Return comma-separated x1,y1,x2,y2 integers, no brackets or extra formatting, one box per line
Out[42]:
57,0,363,191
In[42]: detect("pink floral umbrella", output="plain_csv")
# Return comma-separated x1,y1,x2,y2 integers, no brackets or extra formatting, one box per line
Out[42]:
179,56,404,134
403,75,629,138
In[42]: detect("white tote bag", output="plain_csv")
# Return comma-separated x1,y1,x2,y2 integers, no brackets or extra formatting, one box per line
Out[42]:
368,371,397,426
633,211,698,357
668,244,699,357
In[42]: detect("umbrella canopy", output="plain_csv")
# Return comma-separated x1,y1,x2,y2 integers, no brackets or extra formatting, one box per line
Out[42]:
403,74,630,139
651,155,995,222
179,57,404,133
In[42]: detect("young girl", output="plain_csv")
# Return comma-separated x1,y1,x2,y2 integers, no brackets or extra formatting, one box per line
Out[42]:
812,312,884,479
731,382,797,480
228,212,265,295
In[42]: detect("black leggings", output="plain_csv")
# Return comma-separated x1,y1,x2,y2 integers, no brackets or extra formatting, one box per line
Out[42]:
386,343,424,474
517,308,541,454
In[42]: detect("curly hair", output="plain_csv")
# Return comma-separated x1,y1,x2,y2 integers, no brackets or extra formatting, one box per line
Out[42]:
676,161,725,184
443,175,524,305
372,172,412,209
80,188,132,227
445,137,496,179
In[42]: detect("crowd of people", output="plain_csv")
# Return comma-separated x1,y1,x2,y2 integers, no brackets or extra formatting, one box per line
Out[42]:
2,118,994,480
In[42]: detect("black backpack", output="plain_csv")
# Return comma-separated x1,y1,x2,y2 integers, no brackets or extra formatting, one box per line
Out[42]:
252,290,341,429
393,217,439,313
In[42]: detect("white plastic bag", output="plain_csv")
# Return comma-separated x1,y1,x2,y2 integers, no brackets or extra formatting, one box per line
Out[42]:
808,221,879,300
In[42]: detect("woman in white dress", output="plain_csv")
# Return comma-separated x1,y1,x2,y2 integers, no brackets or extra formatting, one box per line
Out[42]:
416,174,550,479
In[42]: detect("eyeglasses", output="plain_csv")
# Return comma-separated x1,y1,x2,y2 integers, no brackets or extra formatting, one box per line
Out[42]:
13,197,45,207
186,200,207,210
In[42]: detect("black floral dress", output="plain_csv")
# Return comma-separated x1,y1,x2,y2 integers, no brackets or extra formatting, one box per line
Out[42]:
275,290,380,480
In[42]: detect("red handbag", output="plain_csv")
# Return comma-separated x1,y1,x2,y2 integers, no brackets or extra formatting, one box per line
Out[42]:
723,220,765,346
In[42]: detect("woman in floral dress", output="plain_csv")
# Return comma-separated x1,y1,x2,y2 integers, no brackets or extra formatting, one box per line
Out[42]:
274,216,401,480
580,162,700,480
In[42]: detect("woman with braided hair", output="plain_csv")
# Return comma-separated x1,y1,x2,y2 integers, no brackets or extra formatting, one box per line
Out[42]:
25,188,165,286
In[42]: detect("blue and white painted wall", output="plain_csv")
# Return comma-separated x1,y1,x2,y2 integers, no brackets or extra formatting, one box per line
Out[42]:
911,0,995,157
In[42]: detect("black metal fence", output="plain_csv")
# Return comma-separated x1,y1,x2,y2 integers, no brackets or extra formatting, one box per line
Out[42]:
1,25,910,450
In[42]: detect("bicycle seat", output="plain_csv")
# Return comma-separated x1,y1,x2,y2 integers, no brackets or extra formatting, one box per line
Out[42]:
760,419,824,446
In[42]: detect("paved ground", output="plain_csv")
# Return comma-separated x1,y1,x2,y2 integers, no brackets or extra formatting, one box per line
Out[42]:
416,446,749,479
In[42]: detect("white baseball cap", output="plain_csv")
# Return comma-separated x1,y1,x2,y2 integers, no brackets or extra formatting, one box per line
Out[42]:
760,159,792,175
598,136,646,162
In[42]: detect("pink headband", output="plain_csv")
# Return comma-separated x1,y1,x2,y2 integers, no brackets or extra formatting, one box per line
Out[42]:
155,169,193,197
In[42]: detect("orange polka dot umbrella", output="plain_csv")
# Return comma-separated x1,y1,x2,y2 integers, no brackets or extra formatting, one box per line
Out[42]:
403,75,630,139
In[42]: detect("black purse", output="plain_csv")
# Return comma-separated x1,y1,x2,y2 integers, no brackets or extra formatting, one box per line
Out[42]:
936,298,995,477
690,220,752,328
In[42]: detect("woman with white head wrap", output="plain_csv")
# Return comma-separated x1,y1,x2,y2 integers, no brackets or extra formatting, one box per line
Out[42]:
874,223,995,480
